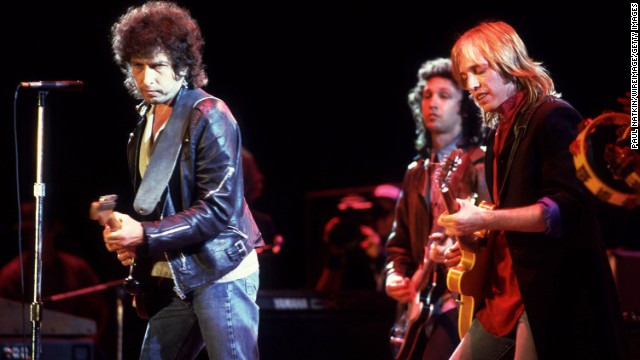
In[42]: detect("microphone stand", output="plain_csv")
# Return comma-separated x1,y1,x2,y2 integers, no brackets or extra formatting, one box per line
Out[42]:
31,90,48,360
116,286,125,360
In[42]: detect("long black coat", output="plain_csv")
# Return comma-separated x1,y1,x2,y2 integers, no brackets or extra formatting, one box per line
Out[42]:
485,97,629,359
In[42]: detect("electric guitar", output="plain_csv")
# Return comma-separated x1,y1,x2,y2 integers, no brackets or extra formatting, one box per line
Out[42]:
89,194,149,319
389,243,445,360
437,150,494,340
389,154,469,359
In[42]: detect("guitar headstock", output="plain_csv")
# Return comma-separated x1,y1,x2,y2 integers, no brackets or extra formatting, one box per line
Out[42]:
435,149,463,191
434,149,463,215
89,194,121,230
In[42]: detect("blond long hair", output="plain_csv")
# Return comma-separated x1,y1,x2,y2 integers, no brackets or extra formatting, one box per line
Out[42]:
451,21,558,125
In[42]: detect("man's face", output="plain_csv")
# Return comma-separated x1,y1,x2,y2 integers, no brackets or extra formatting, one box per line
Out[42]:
130,51,184,105
457,52,516,113
421,76,463,136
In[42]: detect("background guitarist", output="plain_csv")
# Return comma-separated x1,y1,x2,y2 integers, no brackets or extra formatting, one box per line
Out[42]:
101,2,264,359
384,57,489,360
438,21,629,359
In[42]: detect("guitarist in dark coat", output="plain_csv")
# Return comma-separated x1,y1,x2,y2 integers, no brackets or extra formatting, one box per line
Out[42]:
439,21,629,359
101,2,263,359
385,57,490,360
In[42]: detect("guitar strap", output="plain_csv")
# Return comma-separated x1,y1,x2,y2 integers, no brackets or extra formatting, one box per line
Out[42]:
134,88,211,215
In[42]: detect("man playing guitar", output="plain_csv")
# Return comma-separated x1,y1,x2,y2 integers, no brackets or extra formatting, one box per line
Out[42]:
97,3,264,359
384,57,489,360
438,21,629,359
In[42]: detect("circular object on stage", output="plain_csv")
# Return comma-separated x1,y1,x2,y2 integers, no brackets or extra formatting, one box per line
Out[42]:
570,112,640,208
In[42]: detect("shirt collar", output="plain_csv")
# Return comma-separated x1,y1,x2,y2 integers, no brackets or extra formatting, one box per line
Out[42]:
495,90,526,124
433,132,463,162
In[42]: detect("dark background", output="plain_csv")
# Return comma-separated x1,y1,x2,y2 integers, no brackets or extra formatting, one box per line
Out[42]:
0,2,637,359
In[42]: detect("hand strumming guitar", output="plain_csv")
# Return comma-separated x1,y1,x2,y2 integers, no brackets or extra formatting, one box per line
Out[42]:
385,272,415,304
386,233,452,304
103,211,144,267
443,242,462,270
437,198,490,239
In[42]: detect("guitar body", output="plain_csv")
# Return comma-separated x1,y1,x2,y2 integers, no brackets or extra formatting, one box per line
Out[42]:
390,301,430,360
390,248,445,360
129,262,151,319
129,258,178,320
133,295,148,319
445,234,493,339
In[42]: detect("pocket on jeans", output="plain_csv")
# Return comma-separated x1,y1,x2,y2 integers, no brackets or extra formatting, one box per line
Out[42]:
244,272,259,300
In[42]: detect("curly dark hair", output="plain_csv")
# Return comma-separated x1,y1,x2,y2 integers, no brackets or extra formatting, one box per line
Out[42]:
407,57,483,158
111,1,208,98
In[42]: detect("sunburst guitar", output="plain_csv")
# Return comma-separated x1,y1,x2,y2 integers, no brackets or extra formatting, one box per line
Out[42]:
435,149,494,340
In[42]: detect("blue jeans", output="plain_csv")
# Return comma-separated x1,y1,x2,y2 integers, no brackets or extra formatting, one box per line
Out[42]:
139,271,260,360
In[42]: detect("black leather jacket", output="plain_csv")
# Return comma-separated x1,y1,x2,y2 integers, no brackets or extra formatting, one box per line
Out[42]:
127,88,263,297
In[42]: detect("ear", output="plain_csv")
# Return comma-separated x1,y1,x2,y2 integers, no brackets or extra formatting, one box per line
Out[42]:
176,69,188,85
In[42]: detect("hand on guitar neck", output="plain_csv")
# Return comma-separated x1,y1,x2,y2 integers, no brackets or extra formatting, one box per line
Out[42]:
427,232,455,265
90,195,143,267
90,195,149,318
90,194,121,230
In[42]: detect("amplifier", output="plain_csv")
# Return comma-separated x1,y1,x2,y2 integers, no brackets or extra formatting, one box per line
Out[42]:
257,290,396,360
0,338,94,360
0,298,96,337
258,289,395,312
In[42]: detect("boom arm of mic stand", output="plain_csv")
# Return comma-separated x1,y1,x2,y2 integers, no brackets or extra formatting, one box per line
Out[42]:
42,280,124,302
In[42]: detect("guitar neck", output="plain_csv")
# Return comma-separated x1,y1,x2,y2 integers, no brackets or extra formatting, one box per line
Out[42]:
440,187,459,215
89,195,121,230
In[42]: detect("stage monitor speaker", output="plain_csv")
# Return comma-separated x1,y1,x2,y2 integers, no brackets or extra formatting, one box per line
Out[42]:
0,298,96,337
257,289,396,360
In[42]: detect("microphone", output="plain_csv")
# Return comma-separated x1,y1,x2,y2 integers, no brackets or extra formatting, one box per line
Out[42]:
19,80,84,91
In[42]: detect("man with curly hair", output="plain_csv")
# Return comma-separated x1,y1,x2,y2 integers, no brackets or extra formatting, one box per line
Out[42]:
385,57,489,359
103,2,263,359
